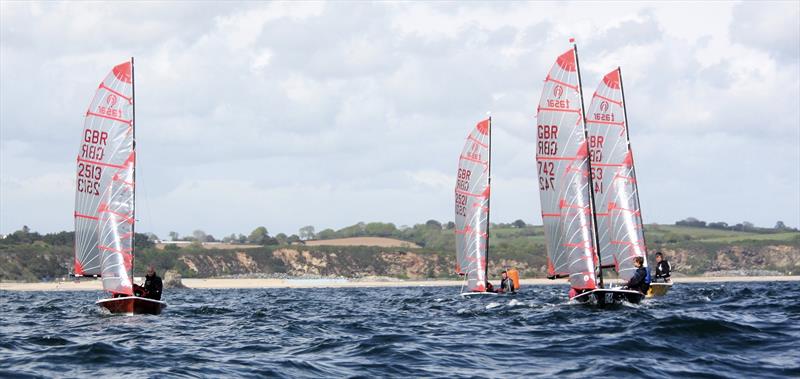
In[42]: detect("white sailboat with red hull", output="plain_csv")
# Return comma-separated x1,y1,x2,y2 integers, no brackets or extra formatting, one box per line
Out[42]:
73,58,166,315
535,45,643,305
454,118,497,297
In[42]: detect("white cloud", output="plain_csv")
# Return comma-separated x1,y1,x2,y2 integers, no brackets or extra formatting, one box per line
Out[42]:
1,1,798,237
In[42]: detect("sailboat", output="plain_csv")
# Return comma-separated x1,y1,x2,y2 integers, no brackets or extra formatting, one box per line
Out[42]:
73,58,167,315
535,45,644,305
454,118,496,297
586,68,669,298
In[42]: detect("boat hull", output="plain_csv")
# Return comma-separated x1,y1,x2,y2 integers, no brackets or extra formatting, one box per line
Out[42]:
96,296,167,315
646,282,673,298
572,289,645,305
460,291,499,298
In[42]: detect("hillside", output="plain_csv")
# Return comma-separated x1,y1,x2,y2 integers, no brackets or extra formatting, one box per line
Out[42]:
0,224,797,282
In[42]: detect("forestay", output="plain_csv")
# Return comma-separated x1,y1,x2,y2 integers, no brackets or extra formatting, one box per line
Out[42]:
535,47,598,290
74,61,135,295
586,69,647,281
455,118,491,292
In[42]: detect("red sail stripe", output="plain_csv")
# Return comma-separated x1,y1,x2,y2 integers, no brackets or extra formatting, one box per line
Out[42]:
86,111,132,125
99,83,132,103
467,135,488,148
592,92,622,106
537,106,581,114
545,75,578,91
586,119,624,126
74,212,99,220
536,155,584,161
76,157,126,169
455,188,485,198
459,154,487,165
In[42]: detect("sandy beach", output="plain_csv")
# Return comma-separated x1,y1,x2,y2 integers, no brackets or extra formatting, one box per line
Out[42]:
1,276,798,292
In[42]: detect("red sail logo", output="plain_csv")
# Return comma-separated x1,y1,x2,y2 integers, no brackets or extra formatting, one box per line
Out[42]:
599,100,609,113
553,85,564,99
106,94,118,107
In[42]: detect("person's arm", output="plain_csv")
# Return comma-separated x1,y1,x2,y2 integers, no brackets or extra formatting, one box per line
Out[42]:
627,270,642,288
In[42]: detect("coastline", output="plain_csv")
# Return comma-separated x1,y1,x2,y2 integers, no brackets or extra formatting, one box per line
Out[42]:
1,275,798,292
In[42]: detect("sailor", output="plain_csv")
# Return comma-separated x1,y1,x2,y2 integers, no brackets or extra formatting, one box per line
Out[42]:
498,271,515,294
653,252,672,282
142,265,163,300
484,281,495,293
623,257,649,294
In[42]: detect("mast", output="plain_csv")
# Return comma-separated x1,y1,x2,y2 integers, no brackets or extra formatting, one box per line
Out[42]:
573,44,605,289
130,56,136,283
617,67,648,256
484,116,492,286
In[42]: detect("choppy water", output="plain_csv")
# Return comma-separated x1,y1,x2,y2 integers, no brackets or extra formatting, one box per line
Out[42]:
1,282,798,378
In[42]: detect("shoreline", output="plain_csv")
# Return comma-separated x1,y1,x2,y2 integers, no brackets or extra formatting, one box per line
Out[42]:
1,275,798,292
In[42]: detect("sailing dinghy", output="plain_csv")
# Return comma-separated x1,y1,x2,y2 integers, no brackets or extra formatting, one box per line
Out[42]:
535,46,643,305
586,68,669,298
455,118,497,297
74,58,166,315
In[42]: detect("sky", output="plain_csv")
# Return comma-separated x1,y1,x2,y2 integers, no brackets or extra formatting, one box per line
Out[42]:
1,1,799,238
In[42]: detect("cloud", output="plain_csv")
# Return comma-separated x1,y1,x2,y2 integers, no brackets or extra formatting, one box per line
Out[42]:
1,2,798,237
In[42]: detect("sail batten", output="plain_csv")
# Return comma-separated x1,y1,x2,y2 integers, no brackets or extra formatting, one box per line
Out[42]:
455,118,491,292
74,60,135,295
587,68,647,281
535,47,598,290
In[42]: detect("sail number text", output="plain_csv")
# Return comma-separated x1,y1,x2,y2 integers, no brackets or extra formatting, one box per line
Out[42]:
537,124,558,155
455,169,471,216
77,129,108,196
77,163,102,195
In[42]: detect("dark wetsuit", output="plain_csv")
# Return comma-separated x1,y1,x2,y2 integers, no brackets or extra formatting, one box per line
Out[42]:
654,260,672,282
626,267,649,294
143,274,163,300
485,282,495,293
499,278,515,293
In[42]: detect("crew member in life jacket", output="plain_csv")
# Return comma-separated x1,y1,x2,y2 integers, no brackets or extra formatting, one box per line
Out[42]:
484,281,495,293
497,271,516,294
653,252,672,283
134,265,163,300
623,257,650,294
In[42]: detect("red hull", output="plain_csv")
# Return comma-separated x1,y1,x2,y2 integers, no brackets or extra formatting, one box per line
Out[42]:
96,296,167,315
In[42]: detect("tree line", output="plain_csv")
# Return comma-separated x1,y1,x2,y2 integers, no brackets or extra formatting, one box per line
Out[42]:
675,217,797,233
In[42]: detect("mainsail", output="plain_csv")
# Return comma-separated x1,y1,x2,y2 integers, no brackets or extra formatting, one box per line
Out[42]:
74,60,135,295
535,47,598,290
586,68,647,281
455,118,491,292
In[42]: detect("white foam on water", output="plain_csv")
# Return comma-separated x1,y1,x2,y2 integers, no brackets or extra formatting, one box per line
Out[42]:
485,302,502,309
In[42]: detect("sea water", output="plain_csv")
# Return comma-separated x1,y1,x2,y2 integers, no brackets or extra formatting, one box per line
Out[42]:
1,282,798,378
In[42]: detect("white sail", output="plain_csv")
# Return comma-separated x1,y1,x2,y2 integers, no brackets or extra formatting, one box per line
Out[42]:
454,118,491,292
74,61,135,279
586,68,647,281
535,47,598,290
73,60,135,295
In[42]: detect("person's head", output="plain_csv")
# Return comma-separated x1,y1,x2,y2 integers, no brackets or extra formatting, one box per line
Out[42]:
655,252,663,262
633,256,644,268
501,271,508,279
147,265,156,276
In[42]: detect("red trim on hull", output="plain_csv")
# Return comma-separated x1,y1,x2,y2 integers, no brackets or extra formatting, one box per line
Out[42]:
96,296,166,315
